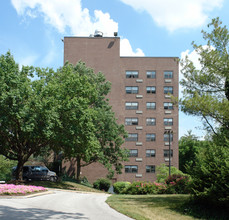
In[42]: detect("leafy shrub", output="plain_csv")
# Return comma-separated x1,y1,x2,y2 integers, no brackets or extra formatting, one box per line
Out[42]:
113,181,131,194
188,143,229,207
165,174,191,194
125,181,146,195
93,178,111,192
61,173,77,182
156,163,185,183
80,176,92,187
125,181,167,195
0,155,17,181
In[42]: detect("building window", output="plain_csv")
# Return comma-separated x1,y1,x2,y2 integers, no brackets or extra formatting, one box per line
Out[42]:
146,149,156,157
125,165,138,173
125,102,138,110
164,71,173,79
164,133,173,142
129,149,138,157
146,86,156,94
146,133,156,142
126,133,138,141
164,150,173,157
126,71,139,78
164,102,173,110
146,118,156,126
125,118,138,126
164,86,173,94
164,118,173,126
146,102,156,109
146,71,156,79
146,165,155,173
126,86,139,94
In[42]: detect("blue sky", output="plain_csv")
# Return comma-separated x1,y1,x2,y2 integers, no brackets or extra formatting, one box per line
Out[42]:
1,0,229,139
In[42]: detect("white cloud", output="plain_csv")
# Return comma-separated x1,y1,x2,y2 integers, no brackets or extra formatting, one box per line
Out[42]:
179,46,215,95
11,0,144,57
180,45,214,79
179,46,212,139
180,49,202,70
11,0,118,36
120,0,224,31
120,38,145,56
179,48,202,99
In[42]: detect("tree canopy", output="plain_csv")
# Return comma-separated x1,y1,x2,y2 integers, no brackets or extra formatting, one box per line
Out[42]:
0,52,128,181
0,52,58,180
188,141,229,207
180,17,229,134
180,18,229,208
0,155,17,181
48,62,128,180
179,130,208,174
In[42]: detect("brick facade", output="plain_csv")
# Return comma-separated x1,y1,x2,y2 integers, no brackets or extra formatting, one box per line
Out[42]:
63,36,179,183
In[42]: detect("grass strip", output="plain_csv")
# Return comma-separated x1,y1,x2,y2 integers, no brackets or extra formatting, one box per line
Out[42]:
107,194,229,220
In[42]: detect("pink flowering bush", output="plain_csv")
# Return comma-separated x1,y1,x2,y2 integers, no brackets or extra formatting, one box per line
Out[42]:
125,181,167,195
0,184,47,195
165,174,191,194
114,178,191,195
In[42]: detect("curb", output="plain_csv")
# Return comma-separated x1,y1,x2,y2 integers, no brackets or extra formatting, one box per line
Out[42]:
0,188,108,199
45,187,108,195
25,190,54,198
0,190,54,199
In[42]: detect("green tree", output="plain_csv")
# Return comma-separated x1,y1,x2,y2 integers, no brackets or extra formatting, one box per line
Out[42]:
156,163,185,183
179,131,207,174
0,52,58,181
89,104,128,179
49,62,128,181
188,142,229,207
0,52,128,182
180,18,229,207
180,17,229,134
0,155,17,181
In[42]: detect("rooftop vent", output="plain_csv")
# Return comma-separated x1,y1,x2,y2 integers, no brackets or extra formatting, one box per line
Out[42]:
94,30,103,37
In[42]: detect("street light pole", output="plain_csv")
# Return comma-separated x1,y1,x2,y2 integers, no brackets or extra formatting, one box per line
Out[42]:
168,129,171,176
165,129,173,177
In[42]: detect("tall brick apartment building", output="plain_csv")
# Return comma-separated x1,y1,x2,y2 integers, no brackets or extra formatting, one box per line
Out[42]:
63,34,179,183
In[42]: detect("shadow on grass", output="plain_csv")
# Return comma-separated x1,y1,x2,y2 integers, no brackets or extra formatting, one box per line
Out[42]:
110,194,229,220
178,199,229,220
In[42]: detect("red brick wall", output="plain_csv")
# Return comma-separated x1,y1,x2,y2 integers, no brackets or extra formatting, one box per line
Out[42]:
63,36,179,183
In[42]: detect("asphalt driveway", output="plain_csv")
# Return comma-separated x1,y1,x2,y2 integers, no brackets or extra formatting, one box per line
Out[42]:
0,190,133,220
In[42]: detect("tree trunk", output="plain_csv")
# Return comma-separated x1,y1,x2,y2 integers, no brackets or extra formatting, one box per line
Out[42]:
76,155,81,183
15,159,25,181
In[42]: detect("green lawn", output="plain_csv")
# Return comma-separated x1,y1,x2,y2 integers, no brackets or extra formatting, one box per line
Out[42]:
106,194,229,220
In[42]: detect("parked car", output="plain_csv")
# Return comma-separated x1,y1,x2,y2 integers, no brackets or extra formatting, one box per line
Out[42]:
12,165,58,182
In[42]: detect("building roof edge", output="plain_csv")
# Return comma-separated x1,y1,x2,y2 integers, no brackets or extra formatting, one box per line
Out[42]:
120,56,179,59
64,36,120,39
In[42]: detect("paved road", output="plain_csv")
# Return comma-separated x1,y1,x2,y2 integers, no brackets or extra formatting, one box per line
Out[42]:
0,190,133,220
